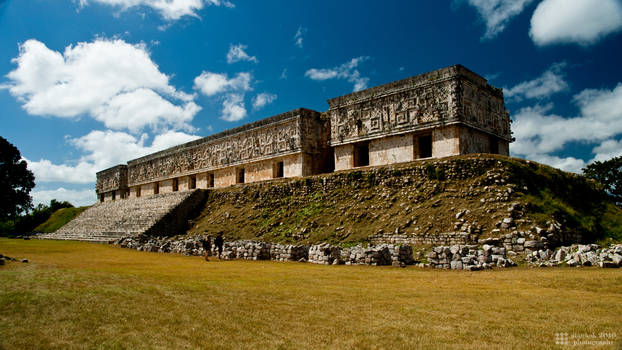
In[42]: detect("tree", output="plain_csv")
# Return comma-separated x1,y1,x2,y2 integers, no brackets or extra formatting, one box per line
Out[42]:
583,156,622,207
0,136,35,220
13,199,73,233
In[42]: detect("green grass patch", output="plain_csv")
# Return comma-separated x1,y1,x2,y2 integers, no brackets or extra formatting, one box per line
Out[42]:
33,207,89,233
1,239,621,349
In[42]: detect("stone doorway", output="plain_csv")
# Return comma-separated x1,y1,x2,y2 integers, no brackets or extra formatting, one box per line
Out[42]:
237,168,245,184
353,142,369,167
273,161,284,178
418,135,432,158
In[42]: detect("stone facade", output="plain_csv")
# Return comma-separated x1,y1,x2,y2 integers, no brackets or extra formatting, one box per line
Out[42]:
328,65,511,171
120,108,330,201
96,165,129,201
97,65,511,202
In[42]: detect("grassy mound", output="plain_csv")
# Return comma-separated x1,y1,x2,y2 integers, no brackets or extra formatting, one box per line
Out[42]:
1,238,621,349
34,206,89,233
188,154,622,246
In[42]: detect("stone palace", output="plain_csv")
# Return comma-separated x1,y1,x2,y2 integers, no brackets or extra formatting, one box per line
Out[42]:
96,64,512,202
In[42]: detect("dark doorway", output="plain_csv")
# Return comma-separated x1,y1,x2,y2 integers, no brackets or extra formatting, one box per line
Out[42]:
189,175,196,189
237,168,245,184
353,142,369,167
154,182,159,194
100,194,105,203
172,178,179,192
418,135,432,158
136,187,141,198
274,161,284,178
489,135,499,154
208,173,215,188
112,191,116,201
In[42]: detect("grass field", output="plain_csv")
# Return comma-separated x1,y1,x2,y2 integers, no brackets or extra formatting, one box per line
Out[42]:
1,238,621,349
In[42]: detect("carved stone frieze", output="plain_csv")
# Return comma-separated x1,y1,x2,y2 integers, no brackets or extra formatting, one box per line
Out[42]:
330,80,457,144
328,65,511,146
96,165,128,194
127,117,303,185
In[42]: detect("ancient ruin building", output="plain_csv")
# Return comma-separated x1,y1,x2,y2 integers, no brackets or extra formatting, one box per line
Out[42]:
96,65,511,202
328,65,511,170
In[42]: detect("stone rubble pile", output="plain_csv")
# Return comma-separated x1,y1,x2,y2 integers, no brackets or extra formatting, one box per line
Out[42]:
114,236,414,266
308,243,341,264
113,235,622,270
307,243,413,266
527,244,622,268
424,244,516,270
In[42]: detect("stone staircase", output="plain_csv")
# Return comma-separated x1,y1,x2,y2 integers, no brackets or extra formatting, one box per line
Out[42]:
38,190,207,243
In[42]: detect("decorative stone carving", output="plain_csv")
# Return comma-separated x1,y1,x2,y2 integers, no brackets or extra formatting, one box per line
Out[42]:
96,165,128,195
126,109,325,186
328,65,511,146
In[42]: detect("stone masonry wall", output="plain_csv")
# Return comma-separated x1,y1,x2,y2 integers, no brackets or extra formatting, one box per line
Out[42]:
115,236,414,267
125,108,325,187
327,65,510,148
96,165,128,195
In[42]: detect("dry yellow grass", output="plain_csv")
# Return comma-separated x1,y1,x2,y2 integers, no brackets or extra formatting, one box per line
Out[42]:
1,238,621,349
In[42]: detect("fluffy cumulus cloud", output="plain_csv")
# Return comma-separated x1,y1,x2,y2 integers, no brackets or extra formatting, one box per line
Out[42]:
305,56,370,92
591,139,622,162
193,71,251,96
504,62,568,101
4,38,200,133
463,0,535,39
226,44,258,64
78,0,234,21
220,94,247,122
31,187,97,207
294,26,307,48
530,0,622,46
512,83,622,172
28,129,201,184
252,92,277,110
193,70,264,121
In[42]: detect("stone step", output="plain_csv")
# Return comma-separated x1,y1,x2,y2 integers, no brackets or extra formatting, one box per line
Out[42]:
39,190,206,243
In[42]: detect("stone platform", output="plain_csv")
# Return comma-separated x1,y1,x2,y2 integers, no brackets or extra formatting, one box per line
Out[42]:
38,190,206,243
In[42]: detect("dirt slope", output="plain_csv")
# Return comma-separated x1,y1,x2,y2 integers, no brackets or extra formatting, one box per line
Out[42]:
187,154,622,247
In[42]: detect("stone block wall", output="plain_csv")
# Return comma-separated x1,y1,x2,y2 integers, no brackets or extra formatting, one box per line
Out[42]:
96,165,129,201
327,65,511,172
334,144,354,171
369,134,415,167
123,108,327,192
116,237,415,267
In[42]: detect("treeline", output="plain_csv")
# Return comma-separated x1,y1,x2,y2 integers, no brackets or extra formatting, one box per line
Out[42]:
0,199,73,236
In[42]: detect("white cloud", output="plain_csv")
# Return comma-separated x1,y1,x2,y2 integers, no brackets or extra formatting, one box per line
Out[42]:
511,83,622,172
464,0,535,39
221,94,247,121
294,26,307,48
526,154,586,174
252,92,277,110
78,0,234,21
194,70,252,121
193,71,251,96
504,62,568,101
530,0,622,46
4,38,199,133
226,44,258,64
31,187,97,207
28,129,201,184
591,139,622,162
305,56,370,92
280,68,288,80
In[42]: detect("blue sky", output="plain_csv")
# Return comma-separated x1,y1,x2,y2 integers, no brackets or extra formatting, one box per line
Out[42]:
1,0,622,206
